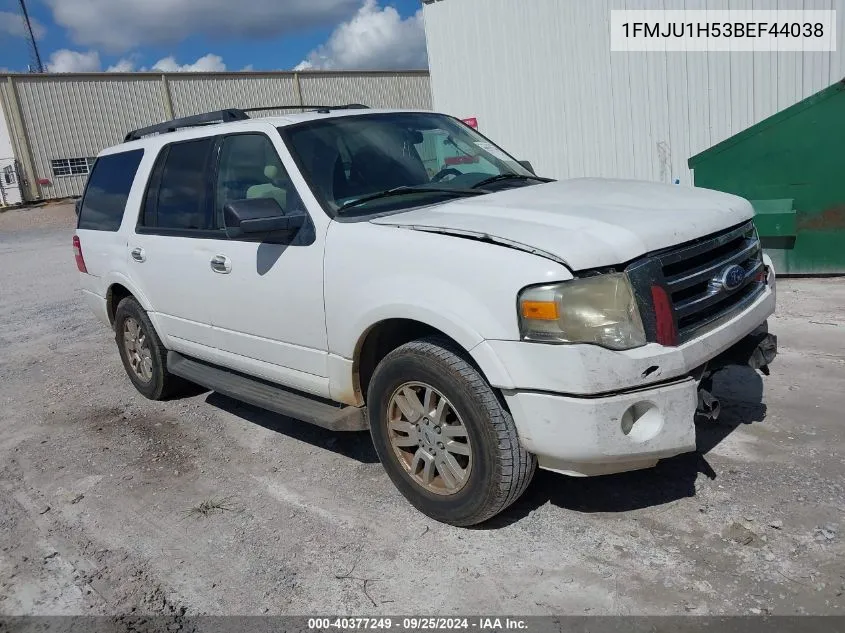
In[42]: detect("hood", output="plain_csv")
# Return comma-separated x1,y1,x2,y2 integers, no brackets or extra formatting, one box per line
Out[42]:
370,178,754,271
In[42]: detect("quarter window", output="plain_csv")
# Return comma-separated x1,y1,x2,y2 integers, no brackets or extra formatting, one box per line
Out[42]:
77,150,144,231
142,138,215,231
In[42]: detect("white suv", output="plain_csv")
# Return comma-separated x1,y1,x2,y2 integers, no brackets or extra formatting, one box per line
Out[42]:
74,106,777,526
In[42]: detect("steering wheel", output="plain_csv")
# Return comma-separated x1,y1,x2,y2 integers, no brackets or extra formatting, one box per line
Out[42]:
431,167,463,183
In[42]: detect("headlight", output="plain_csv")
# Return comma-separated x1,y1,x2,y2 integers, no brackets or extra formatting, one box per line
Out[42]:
518,273,647,350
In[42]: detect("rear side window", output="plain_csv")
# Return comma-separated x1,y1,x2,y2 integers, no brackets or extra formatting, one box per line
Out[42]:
141,138,214,231
77,149,144,231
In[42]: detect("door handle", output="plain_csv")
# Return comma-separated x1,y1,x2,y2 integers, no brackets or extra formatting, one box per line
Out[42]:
210,254,232,274
130,247,146,263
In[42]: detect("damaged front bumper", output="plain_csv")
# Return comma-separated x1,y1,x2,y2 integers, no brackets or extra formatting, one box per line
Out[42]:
500,321,778,477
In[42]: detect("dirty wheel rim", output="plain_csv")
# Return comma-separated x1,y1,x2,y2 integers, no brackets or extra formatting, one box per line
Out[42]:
386,382,472,496
123,317,153,383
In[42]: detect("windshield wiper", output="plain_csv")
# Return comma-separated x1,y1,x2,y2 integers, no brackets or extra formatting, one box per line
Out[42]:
336,186,485,213
472,174,555,189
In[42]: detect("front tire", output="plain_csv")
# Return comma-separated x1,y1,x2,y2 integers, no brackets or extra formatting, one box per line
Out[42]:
114,296,185,400
367,337,536,526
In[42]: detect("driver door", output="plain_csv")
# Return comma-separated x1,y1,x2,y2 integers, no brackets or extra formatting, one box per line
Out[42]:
206,132,330,398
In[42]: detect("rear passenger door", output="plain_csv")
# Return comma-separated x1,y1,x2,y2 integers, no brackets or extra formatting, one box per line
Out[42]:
129,137,224,351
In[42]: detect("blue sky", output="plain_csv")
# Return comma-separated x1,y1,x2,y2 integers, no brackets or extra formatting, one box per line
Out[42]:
0,0,427,73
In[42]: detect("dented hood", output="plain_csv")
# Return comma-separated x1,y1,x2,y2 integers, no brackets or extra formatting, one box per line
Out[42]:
370,178,755,271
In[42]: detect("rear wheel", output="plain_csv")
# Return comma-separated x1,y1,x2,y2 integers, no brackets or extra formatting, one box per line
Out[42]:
368,337,536,526
114,296,187,400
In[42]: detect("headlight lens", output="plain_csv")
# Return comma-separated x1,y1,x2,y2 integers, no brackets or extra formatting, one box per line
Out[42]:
518,273,647,350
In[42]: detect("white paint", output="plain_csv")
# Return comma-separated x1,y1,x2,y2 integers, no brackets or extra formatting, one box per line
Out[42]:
0,98,22,206
323,218,569,357
484,285,775,395
504,378,698,476
422,0,845,184
76,109,776,475
372,178,755,271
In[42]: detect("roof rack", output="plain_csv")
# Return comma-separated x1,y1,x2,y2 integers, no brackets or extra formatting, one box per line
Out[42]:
124,109,249,142
242,104,370,114
123,103,370,142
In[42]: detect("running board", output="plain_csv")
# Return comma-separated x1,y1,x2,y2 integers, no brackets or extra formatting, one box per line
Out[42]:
167,352,367,432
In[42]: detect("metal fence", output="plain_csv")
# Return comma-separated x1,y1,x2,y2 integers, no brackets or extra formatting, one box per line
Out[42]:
0,71,432,202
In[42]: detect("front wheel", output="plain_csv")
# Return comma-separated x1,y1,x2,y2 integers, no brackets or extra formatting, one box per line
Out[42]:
367,337,536,526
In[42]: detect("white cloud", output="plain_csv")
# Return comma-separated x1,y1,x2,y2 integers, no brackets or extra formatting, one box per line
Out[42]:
46,50,231,74
0,10,46,39
44,0,360,53
106,58,137,73
294,0,427,71
151,54,227,72
46,49,102,73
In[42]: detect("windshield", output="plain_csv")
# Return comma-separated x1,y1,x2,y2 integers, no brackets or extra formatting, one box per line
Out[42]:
280,112,539,214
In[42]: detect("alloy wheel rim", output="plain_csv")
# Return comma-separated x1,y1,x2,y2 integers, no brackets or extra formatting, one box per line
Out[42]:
386,382,472,495
123,317,153,383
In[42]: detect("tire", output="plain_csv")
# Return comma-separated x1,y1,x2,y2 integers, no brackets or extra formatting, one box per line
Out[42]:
113,296,186,400
367,337,536,526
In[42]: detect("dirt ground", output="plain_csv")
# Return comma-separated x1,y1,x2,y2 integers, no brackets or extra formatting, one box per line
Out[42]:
1,203,843,616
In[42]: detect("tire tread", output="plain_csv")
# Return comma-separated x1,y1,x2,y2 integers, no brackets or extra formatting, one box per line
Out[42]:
376,336,536,526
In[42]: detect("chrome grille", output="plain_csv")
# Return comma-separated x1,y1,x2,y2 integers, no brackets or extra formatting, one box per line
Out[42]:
658,221,765,341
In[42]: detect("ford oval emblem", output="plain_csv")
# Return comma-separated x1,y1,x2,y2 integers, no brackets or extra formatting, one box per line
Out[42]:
718,264,746,291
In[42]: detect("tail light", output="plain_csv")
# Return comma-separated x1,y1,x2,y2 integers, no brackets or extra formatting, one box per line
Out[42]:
72,235,88,273
651,285,678,346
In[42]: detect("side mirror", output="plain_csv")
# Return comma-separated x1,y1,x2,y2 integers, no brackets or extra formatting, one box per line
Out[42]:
223,198,306,240
518,160,536,175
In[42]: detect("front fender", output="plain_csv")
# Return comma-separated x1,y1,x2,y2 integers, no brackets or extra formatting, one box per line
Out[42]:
324,221,570,392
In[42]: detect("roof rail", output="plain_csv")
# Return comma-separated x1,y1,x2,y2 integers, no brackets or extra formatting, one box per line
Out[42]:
124,109,249,142
242,104,370,114
123,103,370,142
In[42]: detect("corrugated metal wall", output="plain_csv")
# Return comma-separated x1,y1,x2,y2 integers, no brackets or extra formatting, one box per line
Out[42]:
0,70,431,201
1,76,166,199
423,0,845,185
168,74,300,117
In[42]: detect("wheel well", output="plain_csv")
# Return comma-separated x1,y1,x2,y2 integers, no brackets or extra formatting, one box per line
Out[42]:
106,284,133,326
355,319,470,403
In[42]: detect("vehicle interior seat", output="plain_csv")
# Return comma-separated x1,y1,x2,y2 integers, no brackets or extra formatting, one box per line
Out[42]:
246,165,288,210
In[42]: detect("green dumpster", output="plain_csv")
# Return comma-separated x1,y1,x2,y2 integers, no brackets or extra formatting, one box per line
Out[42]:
689,79,845,275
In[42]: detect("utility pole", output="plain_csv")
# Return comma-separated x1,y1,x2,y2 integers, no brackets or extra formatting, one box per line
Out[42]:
18,0,45,73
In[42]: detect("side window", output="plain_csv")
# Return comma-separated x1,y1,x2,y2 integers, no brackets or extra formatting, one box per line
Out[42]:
215,134,304,227
78,149,144,231
142,138,214,230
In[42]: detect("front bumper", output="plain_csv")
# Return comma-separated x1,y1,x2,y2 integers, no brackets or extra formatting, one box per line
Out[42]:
504,378,698,476
475,285,775,396
500,323,777,477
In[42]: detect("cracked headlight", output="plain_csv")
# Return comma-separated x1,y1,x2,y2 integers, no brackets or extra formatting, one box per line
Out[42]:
518,273,647,350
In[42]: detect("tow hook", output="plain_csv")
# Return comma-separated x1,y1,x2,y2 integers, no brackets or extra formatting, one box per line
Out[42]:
697,387,721,421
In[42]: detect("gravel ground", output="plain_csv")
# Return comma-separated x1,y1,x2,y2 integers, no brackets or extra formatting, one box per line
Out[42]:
1,203,843,616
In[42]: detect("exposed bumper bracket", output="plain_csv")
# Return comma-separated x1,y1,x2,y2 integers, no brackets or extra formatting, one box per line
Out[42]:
709,322,777,375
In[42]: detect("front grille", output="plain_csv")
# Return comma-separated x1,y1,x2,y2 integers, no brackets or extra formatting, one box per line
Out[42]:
657,221,765,341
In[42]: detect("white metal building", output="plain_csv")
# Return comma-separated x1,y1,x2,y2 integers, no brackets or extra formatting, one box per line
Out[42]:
0,70,431,204
0,99,23,206
422,0,845,184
